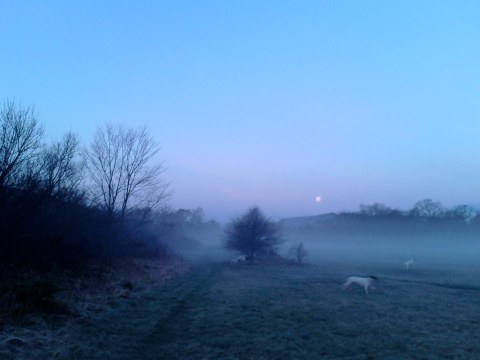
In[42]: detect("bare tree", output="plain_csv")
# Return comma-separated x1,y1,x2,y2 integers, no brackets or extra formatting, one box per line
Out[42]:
448,204,477,223
39,132,83,197
84,124,170,222
411,199,444,218
224,206,281,262
289,242,308,265
0,100,43,191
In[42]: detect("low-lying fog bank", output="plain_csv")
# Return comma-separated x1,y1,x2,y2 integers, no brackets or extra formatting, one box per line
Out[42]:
170,226,480,265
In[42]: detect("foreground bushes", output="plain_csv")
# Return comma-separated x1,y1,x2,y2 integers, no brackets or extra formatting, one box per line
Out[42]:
0,274,65,318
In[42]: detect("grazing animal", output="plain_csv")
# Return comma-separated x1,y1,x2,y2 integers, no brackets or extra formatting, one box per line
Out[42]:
342,276,378,294
404,258,414,271
230,255,247,264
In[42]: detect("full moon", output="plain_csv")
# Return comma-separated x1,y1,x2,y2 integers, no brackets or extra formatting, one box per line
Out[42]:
315,196,322,203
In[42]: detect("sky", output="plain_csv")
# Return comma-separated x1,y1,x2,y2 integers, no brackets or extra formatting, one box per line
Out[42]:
1,1,480,223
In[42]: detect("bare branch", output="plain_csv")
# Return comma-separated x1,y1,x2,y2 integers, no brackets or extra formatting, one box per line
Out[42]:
84,123,170,222
0,100,44,190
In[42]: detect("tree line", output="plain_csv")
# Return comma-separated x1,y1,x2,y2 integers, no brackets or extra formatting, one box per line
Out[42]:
0,100,173,271
287,200,480,236
355,199,477,222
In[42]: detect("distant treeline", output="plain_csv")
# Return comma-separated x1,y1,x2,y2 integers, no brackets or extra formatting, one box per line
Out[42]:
282,200,480,236
0,100,217,272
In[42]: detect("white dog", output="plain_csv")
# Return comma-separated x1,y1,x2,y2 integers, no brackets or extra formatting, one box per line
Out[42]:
404,258,414,271
342,276,378,294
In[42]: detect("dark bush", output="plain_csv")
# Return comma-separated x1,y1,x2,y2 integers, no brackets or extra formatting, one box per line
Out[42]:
224,206,282,262
1,275,66,317
121,280,134,291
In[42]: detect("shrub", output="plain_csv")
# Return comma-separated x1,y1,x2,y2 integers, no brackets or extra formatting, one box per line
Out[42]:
224,206,282,262
2,275,64,317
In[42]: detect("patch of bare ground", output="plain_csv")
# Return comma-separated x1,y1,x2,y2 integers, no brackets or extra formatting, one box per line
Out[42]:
0,255,189,360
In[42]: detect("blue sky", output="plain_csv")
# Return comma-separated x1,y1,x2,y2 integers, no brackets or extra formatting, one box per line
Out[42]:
1,1,480,222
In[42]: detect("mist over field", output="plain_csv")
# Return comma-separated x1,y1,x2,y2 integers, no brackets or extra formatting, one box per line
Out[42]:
3,1,480,358
16,214,480,359
3,201,480,359
282,229,480,266
170,209,480,269
170,207,480,294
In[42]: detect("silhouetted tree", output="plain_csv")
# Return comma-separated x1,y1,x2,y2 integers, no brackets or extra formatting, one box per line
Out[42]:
84,124,170,222
289,242,308,265
446,204,477,222
0,100,43,191
411,199,444,218
167,207,206,228
39,132,83,198
224,206,281,262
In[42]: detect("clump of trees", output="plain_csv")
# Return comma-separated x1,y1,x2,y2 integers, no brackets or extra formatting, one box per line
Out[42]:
224,206,281,263
146,207,221,254
160,207,220,231
0,100,172,272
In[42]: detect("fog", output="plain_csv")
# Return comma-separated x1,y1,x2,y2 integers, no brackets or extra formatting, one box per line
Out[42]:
168,213,480,280
161,226,229,263
280,231,480,268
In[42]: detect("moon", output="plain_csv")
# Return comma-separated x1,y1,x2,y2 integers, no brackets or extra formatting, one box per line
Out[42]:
315,196,322,203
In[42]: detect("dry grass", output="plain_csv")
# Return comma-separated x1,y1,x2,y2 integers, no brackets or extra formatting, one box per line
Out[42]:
0,255,189,360
3,257,480,359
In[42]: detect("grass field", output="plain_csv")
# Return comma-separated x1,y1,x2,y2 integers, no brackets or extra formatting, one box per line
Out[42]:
5,253,480,360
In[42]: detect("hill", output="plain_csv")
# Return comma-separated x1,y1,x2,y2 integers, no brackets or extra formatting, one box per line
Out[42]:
279,213,337,230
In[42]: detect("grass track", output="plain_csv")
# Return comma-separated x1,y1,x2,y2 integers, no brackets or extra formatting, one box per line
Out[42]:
25,262,480,359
